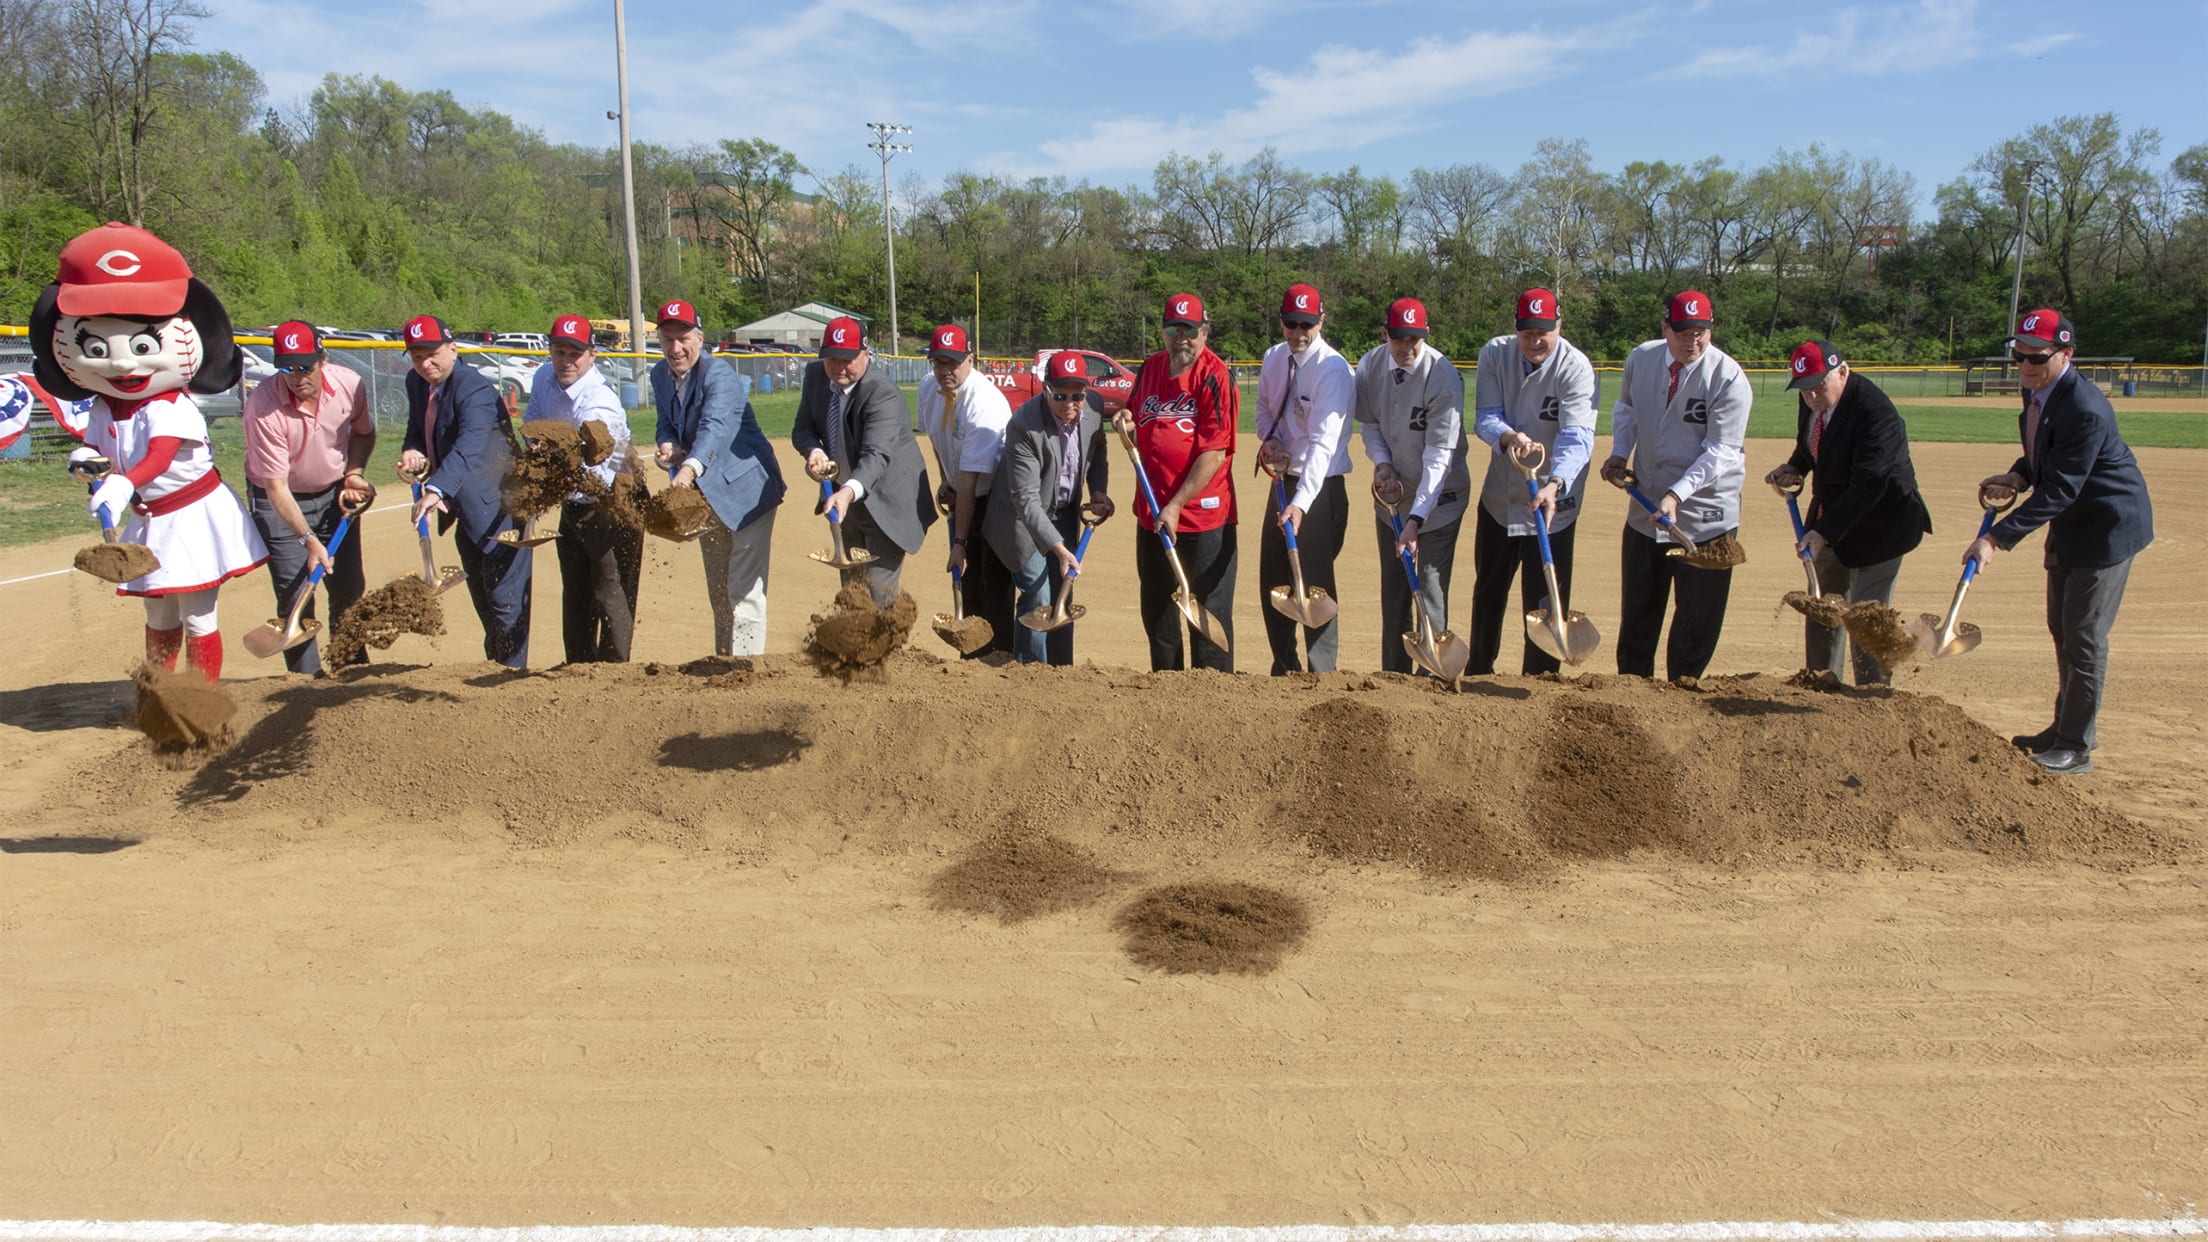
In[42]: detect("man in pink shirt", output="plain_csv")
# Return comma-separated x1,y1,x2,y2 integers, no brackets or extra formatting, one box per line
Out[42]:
241,320,378,673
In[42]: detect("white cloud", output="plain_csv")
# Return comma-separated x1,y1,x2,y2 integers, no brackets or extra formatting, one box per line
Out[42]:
1668,0,2065,79
1005,26,1588,177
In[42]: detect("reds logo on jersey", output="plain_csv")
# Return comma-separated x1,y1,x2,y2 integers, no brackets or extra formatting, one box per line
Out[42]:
1407,403,1429,432
1539,395,1560,422
1683,397,1709,425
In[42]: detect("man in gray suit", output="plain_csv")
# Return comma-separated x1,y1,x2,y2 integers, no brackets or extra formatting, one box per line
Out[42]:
983,351,1115,665
791,316,935,607
651,299,786,655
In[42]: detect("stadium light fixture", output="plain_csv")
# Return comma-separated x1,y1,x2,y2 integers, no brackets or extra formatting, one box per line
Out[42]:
867,122,913,358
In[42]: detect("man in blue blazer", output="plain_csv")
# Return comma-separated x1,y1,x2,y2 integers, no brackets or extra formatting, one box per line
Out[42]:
650,300,787,656
1966,310,2155,775
398,314,531,668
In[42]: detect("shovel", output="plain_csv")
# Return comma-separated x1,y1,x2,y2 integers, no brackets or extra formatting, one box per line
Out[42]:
69,454,162,584
1907,496,2015,660
807,477,876,570
930,514,996,655
242,503,359,660
1118,423,1230,654
1618,470,1745,570
1387,506,1470,683
496,513,560,548
1265,474,1338,629
1019,521,1096,634
1775,480,1846,624
1516,445,1599,666
409,482,467,595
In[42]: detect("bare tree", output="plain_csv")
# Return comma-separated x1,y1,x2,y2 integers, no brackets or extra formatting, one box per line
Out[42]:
1407,163,1510,264
58,0,211,225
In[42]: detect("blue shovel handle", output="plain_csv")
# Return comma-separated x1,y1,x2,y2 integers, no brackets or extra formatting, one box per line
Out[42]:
817,477,846,524
1391,513,1421,593
1625,482,1684,537
1958,506,2001,587
1128,440,1177,551
97,505,117,538
411,482,431,538
1272,474,1300,553
946,513,963,587
1067,522,1095,580
305,511,357,590
1784,493,1815,563
1525,474,1559,567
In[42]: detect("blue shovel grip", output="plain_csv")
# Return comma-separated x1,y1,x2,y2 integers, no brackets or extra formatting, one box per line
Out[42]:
1273,475,1299,553
1390,513,1421,592
1626,482,1680,535
1784,494,1815,562
1069,523,1095,579
411,483,430,538
1526,475,1557,567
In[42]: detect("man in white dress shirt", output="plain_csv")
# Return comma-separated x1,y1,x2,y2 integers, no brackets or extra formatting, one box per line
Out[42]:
1254,282,1355,675
917,323,1014,657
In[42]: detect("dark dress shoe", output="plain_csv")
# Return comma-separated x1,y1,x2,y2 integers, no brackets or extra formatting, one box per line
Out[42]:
2011,729,2057,753
2030,747,2094,775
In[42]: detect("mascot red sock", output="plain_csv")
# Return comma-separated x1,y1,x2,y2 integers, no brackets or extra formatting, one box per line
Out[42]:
145,625,183,672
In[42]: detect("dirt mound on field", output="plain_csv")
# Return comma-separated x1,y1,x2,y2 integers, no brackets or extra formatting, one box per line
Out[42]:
1113,882,1313,975
930,823,1131,923
70,661,2185,879
323,576,445,669
74,541,160,583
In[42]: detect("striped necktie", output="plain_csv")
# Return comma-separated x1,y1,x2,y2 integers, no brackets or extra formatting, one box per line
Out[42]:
826,385,847,472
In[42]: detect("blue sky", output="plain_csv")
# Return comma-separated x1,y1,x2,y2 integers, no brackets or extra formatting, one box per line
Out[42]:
203,0,2206,210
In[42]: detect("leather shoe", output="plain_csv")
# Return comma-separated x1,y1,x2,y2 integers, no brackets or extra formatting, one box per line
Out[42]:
2029,747,2094,775
2010,729,2057,754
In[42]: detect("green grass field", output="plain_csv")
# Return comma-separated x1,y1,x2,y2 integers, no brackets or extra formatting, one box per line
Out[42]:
5,391,2196,552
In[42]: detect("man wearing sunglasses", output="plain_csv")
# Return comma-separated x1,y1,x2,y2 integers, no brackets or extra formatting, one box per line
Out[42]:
919,323,1014,658
1115,293,1238,672
1965,310,2155,775
240,319,377,673
982,350,1114,665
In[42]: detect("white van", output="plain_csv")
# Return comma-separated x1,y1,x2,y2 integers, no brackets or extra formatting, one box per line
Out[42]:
491,333,551,351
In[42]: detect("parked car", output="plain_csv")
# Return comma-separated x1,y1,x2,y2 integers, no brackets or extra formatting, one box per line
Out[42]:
492,333,550,351
981,349,1137,416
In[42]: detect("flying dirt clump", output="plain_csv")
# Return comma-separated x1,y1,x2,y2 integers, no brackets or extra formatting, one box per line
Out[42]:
1784,590,1853,629
323,575,446,670
1844,602,1921,673
75,542,161,584
1673,533,1747,569
131,663,235,756
1114,882,1313,976
503,419,608,519
640,483,714,542
804,581,917,681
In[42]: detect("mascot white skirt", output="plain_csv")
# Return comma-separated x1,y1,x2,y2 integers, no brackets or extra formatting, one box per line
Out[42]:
31,223,267,682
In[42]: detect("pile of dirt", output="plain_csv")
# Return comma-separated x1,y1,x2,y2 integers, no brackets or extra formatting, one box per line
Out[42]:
1112,882,1313,975
73,541,160,584
1784,590,1853,629
1287,697,1532,880
639,484,714,542
804,581,917,680
929,823,1130,924
1843,602,1921,672
323,576,446,669
131,663,235,754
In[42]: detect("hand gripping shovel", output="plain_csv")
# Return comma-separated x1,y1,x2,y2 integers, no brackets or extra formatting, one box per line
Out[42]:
1776,480,1847,627
807,478,876,570
1907,494,2016,660
1265,473,1338,629
409,482,468,595
1516,445,1599,666
70,454,162,584
1019,521,1096,634
931,514,996,655
1618,469,1745,570
242,502,359,660
1387,505,1470,684
1118,423,1230,653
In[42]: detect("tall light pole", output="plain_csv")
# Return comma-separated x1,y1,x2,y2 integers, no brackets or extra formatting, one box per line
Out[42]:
867,122,912,357
2005,162,2045,351
612,0,645,362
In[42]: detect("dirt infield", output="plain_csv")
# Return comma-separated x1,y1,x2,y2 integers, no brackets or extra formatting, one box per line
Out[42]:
1,437,2204,1229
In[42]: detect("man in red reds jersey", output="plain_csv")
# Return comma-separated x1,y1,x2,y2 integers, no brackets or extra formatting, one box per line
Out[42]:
1113,293,1238,671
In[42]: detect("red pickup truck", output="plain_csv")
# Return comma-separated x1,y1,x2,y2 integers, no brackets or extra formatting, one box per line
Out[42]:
981,349,1137,415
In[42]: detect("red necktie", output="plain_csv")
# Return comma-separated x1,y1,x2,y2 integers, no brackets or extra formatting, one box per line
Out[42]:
1809,407,1829,461
2023,392,2042,470
1666,360,1682,405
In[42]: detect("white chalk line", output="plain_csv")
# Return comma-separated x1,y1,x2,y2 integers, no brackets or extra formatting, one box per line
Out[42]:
0,502,412,589
2,1219,2203,1242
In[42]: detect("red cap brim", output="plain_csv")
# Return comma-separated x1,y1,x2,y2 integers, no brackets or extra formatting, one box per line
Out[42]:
56,279,188,318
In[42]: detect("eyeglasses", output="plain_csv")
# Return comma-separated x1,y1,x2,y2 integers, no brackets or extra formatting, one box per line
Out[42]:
275,363,317,374
2011,350,2058,365
1281,319,1318,331
1047,388,1086,403
1162,324,1201,340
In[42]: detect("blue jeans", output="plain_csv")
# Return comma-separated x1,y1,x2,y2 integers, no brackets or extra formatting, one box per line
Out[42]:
1009,506,1082,665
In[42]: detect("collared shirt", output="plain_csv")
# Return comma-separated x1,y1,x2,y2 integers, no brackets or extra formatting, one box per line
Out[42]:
1253,335,1355,512
1471,334,1598,535
1609,340,1752,543
1052,409,1084,509
1353,340,1470,529
242,366,372,490
917,366,1013,497
527,360,629,503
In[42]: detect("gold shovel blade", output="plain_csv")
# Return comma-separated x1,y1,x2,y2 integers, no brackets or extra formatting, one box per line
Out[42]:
1268,584,1339,628
1526,607,1601,666
416,565,466,596
497,529,559,548
241,617,321,660
808,546,878,569
1179,593,1231,653
1018,602,1086,633
1430,628,1472,681
1909,612,1983,659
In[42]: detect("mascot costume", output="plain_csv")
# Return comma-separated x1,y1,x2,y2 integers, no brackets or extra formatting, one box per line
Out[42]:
32,222,267,682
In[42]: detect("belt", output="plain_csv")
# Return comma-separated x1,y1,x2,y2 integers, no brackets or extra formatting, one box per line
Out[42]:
136,468,225,517
247,480,340,503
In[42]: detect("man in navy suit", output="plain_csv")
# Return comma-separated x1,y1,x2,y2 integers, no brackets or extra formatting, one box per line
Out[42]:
1764,340,1931,686
399,313,532,668
791,316,935,607
651,300,787,655
1966,310,2155,775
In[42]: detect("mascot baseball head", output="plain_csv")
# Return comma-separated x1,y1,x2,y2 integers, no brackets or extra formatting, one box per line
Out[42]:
28,222,240,403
